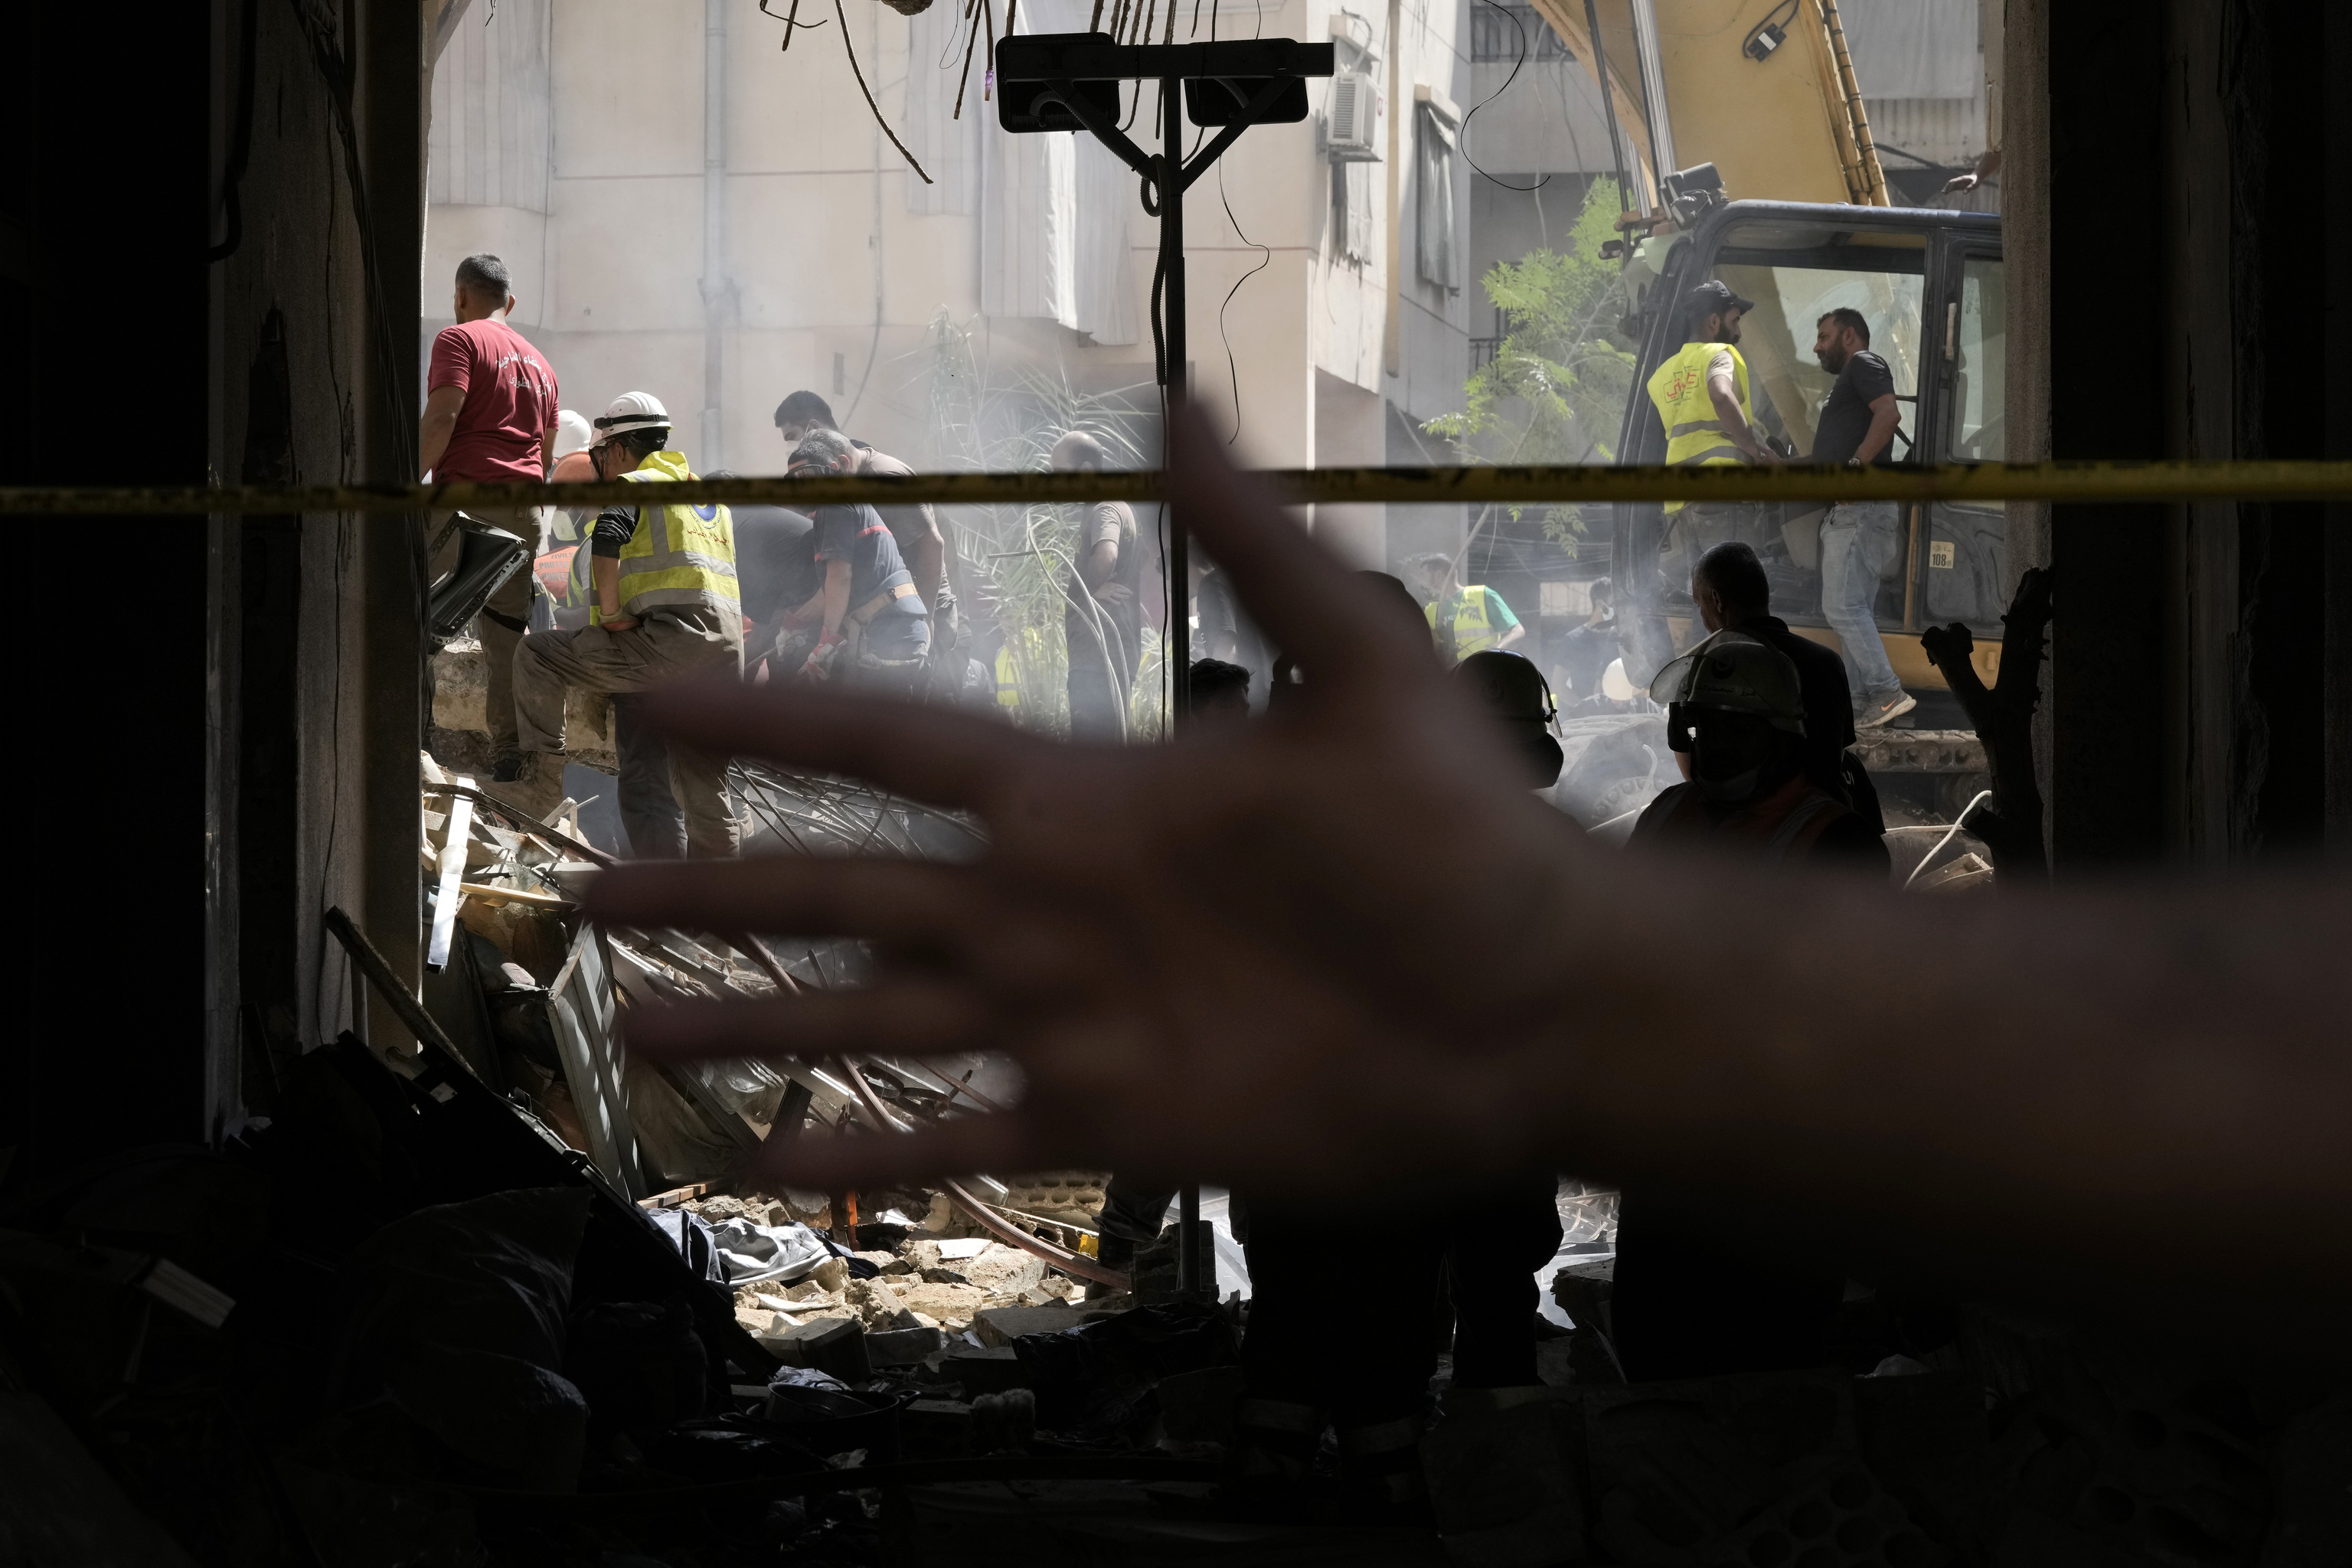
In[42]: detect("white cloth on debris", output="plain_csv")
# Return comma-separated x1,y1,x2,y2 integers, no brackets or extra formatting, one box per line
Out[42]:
705,1217,834,1286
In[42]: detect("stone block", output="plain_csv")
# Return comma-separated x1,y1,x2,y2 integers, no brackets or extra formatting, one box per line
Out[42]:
756,1315,870,1384
893,1281,988,1327
868,1325,949,1367
972,1304,1087,1348
959,1243,1049,1298
846,1276,920,1332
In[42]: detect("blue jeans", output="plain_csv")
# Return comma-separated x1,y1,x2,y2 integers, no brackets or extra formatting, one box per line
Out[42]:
1818,500,1903,704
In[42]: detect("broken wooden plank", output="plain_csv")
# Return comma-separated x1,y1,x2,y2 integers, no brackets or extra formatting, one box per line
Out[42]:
426,776,477,972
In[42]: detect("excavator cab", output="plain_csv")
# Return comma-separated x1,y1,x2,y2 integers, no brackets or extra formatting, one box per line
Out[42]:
1609,200,2005,707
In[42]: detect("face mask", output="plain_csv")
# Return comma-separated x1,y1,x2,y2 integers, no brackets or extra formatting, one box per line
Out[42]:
1691,723,1775,803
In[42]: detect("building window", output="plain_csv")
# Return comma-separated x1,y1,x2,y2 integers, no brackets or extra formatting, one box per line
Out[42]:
1416,104,1459,292
1469,5,1573,63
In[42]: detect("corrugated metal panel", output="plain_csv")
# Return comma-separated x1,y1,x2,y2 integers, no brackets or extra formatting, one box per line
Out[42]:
1836,0,1978,99
1866,96,1988,169
429,0,551,212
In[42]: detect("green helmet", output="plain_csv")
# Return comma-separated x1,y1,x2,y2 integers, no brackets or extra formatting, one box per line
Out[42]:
1648,629,1805,736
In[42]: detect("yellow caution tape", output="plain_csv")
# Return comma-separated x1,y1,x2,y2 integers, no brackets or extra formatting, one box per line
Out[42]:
4,460,2351,515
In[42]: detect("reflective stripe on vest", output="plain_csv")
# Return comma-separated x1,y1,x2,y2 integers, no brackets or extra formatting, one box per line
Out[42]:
995,645,1021,708
595,449,740,625
1425,586,1500,660
1645,341,1754,514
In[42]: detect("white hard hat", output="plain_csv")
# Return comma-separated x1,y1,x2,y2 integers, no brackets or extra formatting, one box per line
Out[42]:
592,390,671,447
1601,658,1637,702
551,409,594,461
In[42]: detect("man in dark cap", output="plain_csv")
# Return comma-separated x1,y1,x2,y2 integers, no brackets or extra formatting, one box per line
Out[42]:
1645,279,1783,591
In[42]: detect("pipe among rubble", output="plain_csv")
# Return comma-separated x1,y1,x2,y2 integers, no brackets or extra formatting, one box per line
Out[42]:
835,1057,1131,1291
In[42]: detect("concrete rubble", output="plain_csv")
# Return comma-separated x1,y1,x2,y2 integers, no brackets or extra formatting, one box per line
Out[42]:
3,759,2339,1568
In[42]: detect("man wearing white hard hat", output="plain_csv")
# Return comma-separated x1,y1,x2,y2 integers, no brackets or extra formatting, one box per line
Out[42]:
509,391,744,857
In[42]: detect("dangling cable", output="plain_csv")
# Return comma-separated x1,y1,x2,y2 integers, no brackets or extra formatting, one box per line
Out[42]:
1462,0,1549,192
759,0,826,51
1215,159,1269,446
837,0,933,181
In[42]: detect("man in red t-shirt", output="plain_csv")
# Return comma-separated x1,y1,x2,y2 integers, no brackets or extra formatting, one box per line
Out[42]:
421,253,560,776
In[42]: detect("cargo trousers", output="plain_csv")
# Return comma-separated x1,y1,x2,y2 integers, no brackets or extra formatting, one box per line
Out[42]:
512,615,743,858
430,505,544,757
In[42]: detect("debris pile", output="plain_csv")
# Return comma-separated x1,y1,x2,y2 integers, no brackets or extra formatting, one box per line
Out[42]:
5,760,2341,1564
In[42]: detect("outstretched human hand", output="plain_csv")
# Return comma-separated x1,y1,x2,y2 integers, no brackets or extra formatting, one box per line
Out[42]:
586,406,1641,1197
586,409,2352,1300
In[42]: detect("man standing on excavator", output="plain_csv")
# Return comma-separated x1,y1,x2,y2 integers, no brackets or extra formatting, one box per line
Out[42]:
1810,308,1916,727
1645,279,1782,577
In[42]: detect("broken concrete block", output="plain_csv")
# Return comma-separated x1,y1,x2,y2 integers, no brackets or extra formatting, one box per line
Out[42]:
893,1281,988,1327
972,1304,1088,1348
852,1249,903,1276
959,1243,1048,1298
942,1345,1033,1397
807,1256,848,1293
734,1306,779,1335
867,1325,948,1366
1157,1365,1246,1444
756,1315,871,1384
845,1276,921,1333
899,1237,943,1273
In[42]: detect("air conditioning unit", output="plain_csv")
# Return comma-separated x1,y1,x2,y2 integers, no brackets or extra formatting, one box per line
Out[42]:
1325,70,1382,162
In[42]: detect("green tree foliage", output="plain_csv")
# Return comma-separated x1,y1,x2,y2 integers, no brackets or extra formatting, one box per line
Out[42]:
1423,178,1635,543
911,312,1168,740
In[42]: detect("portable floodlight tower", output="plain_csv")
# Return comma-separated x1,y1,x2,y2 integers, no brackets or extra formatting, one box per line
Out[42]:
997,35,1334,1299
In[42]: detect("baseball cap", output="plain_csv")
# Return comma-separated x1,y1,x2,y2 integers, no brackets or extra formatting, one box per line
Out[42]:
1683,279,1756,317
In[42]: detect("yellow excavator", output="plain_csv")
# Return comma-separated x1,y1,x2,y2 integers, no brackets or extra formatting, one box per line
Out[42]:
1527,0,2005,821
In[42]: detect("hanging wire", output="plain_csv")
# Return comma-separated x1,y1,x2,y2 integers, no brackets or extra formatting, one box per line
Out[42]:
1215,159,1269,446
759,0,826,51
835,0,933,181
1462,0,1550,192
952,0,985,118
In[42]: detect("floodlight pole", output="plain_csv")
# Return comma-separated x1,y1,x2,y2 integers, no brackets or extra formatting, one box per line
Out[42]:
1152,70,1207,1301
998,36,1332,1305
1160,70,1190,733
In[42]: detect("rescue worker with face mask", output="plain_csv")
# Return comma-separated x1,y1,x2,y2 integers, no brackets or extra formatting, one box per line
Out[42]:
507,391,743,858
1615,632,1886,1384
1628,630,1887,873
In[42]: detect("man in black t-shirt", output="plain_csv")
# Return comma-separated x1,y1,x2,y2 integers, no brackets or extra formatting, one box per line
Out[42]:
1809,308,1916,727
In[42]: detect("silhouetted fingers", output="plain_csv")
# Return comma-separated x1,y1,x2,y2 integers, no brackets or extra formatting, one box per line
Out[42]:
621,979,988,1062
584,856,984,950
1165,403,1432,684
753,1112,1060,1194
637,677,1056,812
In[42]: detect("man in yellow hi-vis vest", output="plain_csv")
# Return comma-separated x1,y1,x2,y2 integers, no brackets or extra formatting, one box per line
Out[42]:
509,391,744,858
1409,553,1525,664
1645,281,1782,574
